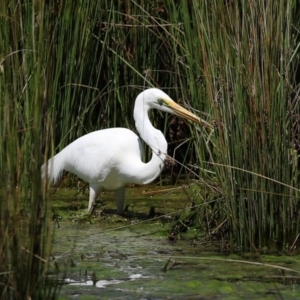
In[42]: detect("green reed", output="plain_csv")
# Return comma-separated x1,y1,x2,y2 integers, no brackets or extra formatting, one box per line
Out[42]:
0,1,57,298
1,3,299,298
0,0,111,298
188,0,300,250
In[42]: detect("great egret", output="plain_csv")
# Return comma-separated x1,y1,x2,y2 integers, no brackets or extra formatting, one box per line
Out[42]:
42,88,209,214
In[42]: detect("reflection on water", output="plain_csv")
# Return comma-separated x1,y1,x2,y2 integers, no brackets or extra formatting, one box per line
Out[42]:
65,273,150,288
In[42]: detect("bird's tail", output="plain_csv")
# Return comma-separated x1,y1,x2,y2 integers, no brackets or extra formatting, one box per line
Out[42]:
41,150,66,183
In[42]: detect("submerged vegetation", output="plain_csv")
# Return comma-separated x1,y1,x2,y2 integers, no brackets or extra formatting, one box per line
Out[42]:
0,0,300,298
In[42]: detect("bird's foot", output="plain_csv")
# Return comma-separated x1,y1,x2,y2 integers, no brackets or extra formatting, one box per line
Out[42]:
88,201,106,217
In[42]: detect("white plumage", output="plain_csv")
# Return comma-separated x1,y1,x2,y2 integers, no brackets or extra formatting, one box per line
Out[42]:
42,88,203,214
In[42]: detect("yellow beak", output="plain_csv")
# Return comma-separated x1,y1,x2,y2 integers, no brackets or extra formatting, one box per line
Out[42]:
167,100,213,131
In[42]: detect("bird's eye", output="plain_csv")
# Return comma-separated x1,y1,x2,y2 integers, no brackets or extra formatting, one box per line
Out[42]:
157,99,164,106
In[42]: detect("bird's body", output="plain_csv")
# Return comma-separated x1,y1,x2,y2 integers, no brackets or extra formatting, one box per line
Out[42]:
42,88,205,214
49,128,146,189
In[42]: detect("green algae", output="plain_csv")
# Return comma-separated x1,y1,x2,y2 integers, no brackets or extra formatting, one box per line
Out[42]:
48,186,300,299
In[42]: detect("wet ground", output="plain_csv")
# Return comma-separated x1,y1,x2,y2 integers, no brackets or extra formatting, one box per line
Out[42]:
49,185,300,299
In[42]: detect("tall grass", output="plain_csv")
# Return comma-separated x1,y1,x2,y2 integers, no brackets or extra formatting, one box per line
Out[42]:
0,0,108,298
0,1,57,298
189,1,300,250
1,1,299,297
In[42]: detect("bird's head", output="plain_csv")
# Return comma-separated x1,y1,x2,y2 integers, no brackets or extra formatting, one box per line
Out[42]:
137,88,212,129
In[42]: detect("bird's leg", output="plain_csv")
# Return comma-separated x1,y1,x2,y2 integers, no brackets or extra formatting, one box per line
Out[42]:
88,183,102,214
114,186,126,215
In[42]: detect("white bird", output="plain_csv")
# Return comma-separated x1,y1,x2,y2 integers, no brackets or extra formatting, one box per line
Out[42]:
42,88,209,214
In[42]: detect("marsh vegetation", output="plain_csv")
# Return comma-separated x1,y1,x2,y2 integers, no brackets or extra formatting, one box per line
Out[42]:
1,0,300,298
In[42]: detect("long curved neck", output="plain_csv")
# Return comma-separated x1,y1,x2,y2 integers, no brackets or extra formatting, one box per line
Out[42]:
133,98,167,184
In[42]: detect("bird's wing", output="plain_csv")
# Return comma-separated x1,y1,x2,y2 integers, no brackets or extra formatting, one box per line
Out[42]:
63,128,143,184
